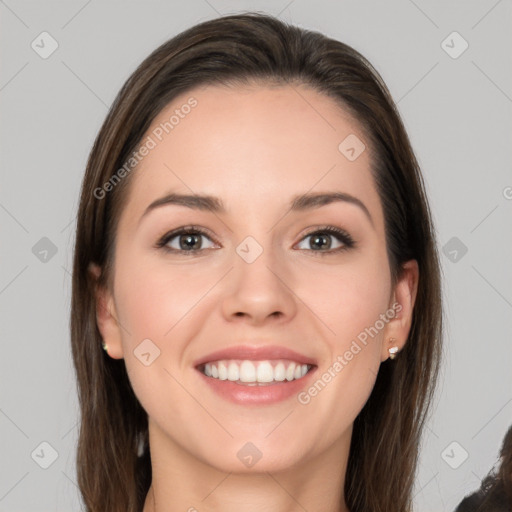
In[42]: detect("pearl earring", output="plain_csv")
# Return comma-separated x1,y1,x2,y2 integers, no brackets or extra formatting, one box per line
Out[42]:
101,340,109,353
388,338,399,360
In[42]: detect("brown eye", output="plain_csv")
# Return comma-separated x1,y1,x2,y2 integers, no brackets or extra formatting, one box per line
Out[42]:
156,226,218,254
295,226,355,254
177,233,204,251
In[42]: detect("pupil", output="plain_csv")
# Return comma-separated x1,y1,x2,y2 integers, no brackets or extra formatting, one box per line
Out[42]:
312,233,330,250
180,233,200,250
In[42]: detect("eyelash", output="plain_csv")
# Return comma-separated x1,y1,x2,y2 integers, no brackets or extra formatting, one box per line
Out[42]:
155,224,356,257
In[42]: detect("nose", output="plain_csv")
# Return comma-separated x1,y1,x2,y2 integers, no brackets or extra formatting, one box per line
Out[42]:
221,243,298,326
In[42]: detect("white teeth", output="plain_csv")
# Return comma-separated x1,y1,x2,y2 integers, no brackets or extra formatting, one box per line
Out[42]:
218,361,228,380
201,359,312,384
239,361,256,382
274,362,286,381
256,361,274,383
227,362,239,381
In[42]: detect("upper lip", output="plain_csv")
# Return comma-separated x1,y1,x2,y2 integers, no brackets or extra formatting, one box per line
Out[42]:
193,344,318,368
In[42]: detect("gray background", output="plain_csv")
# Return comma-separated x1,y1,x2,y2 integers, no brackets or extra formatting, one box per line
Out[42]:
1,1,511,511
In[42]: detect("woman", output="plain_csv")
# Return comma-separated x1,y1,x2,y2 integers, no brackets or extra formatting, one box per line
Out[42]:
70,13,443,512
454,425,512,511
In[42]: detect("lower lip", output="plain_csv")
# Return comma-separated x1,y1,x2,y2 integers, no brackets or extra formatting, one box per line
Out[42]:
196,366,317,405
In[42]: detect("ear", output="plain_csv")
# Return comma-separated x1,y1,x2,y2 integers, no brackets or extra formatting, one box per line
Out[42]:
381,259,419,361
88,263,124,359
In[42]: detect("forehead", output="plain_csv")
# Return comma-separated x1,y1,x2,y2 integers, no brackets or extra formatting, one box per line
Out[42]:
121,82,381,226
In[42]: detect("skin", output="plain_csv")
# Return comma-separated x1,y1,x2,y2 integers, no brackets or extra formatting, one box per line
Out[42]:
91,83,418,512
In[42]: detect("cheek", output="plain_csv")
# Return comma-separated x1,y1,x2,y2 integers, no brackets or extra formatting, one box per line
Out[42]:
111,253,210,426
114,250,215,343
295,263,390,437
112,249,227,407
299,249,392,347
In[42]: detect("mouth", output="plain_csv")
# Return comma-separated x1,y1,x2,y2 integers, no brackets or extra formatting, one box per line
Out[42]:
196,359,316,386
193,344,318,405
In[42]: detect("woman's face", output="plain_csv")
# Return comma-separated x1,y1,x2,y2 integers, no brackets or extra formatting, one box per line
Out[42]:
94,83,417,473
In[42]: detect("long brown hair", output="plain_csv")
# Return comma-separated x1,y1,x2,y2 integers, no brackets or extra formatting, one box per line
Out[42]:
71,12,443,512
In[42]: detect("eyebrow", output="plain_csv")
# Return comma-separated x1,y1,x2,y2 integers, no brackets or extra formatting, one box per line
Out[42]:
139,191,374,227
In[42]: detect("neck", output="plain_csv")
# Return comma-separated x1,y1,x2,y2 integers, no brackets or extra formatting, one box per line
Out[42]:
142,421,352,512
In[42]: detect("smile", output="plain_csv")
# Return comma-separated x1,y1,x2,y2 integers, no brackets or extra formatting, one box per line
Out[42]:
200,359,313,385
196,360,318,405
